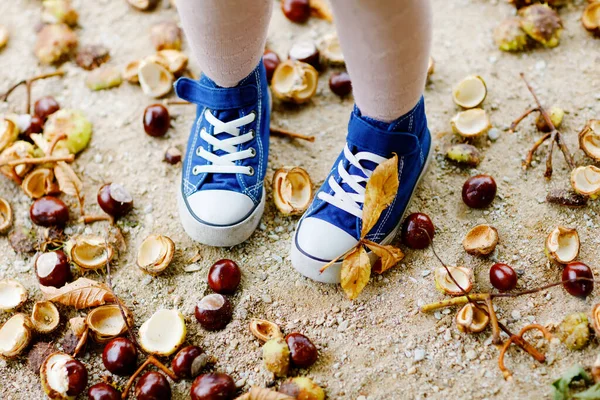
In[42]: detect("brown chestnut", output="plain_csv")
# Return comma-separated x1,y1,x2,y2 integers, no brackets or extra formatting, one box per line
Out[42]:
34,96,60,121
208,259,241,295
489,263,517,291
65,359,88,397
195,294,232,331
281,0,311,23
143,104,170,137
25,115,45,138
563,262,594,298
172,345,209,379
191,373,236,400
30,196,69,227
164,146,182,165
135,371,171,400
401,212,435,249
97,183,133,217
289,41,320,70
102,337,137,376
285,332,318,368
88,382,121,400
329,72,352,97
462,174,497,209
35,250,71,288
263,50,281,84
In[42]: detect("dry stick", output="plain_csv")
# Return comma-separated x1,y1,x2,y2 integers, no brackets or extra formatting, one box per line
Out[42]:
485,295,502,345
0,154,75,167
0,70,65,112
46,133,67,156
523,132,551,170
509,107,539,134
80,214,113,224
498,324,551,380
121,356,179,400
270,127,316,142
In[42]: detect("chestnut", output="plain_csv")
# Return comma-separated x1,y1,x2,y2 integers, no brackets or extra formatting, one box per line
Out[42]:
34,96,60,121
489,263,517,291
329,72,352,97
191,373,236,400
88,382,121,400
164,146,182,165
563,262,594,298
30,196,69,227
135,371,171,400
25,115,45,137
97,183,133,218
401,212,435,249
288,41,320,71
102,337,138,376
195,294,232,331
285,332,318,368
172,345,207,379
263,50,281,83
65,359,88,397
35,250,71,288
143,104,170,137
208,259,241,295
462,174,497,209
281,0,311,23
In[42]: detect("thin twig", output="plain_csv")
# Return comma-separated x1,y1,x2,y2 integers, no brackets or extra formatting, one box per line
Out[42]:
1,70,65,105
486,294,502,345
80,214,113,224
163,99,192,106
46,133,67,156
509,107,539,134
270,127,316,142
523,132,551,170
0,154,75,167
121,356,179,399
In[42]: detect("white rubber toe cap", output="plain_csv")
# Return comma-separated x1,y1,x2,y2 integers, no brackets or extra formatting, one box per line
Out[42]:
296,217,358,261
186,190,255,226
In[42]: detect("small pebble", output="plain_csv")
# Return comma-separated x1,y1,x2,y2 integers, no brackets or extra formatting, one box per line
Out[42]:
488,128,500,141
414,348,425,362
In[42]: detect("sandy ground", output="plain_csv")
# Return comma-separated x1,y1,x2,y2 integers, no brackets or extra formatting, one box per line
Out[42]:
1,0,600,399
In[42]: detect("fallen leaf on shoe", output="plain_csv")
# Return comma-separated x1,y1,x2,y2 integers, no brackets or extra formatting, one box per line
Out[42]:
361,154,399,237
340,246,370,300
364,239,404,274
40,277,116,309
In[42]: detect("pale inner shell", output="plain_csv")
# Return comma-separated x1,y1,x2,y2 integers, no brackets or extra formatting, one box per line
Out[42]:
435,267,471,294
572,166,600,195
548,227,579,263
0,280,26,309
139,309,184,354
453,109,490,136
582,122,600,159
36,252,59,278
89,306,126,335
0,315,28,354
138,61,173,97
453,76,486,108
286,171,311,209
73,238,109,266
273,64,306,94
138,236,167,267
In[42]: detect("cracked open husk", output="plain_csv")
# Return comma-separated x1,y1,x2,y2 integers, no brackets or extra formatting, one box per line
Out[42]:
0,141,36,179
0,117,18,152
452,75,487,109
0,25,8,50
249,318,283,343
582,2,600,37
85,65,123,91
66,235,114,271
42,0,79,26
592,304,600,338
0,279,28,310
450,108,491,138
43,109,92,155
446,143,482,167
519,4,563,47
0,198,13,234
434,266,473,296
494,17,530,52
22,168,55,199
138,60,174,98
546,226,579,264
137,234,175,276
31,301,60,334
571,165,600,198
557,313,590,350
0,313,33,358
318,33,344,66
86,304,133,343
579,120,600,162
123,60,141,83
150,21,182,51
456,303,489,333
139,309,186,356
271,60,318,104
153,49,188,75
463,224,499,256
272,167,313,215
279,377,325,400
262,337,290,377
35,24,78,65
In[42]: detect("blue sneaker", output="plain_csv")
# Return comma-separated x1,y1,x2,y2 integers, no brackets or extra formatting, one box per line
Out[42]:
174,62,270,247
291,99,432,283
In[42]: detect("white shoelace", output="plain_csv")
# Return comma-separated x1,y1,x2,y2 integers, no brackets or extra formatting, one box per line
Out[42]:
192,110,256,176
318,145,387,219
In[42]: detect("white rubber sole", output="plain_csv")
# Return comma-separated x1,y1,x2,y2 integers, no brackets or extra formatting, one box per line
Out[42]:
178,188,265,247
291,148,433,284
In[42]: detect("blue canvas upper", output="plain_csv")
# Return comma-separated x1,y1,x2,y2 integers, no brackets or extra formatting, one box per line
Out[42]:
296,98,431,260
173,62,270,224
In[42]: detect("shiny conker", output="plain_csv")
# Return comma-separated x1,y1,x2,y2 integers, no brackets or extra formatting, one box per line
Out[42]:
97,183,133,217
102,337,137,376
263,50,281,83
191,373,236,400
34,96,60,121
195,294,232,331
172,345,205,379
401,212,435,249
285,332,318,368
489,263,517,291
35,250,71,288
25,115,45,137
65,359,88,397
135,371,171,400
281,0,311,23
30,196,69,227
208,259,241,294
462,174,497,209
143,104,170,137
563,261,594,298
329,72,352,97
88,382,121,400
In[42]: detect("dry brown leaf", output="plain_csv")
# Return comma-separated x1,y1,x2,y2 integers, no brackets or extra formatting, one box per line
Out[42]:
235,387,294,400
364,239,404,274
54,161,83,197
340,245,370,300
40,277,116,309
361,154,399,237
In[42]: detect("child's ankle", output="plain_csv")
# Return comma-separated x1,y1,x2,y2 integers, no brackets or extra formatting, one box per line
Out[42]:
354,97,427,135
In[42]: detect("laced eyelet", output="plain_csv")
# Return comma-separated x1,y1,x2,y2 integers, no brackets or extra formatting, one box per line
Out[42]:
192,166,201,175
195,146,202,156
247,166,255,176
248,129,255,139
249,147,256,157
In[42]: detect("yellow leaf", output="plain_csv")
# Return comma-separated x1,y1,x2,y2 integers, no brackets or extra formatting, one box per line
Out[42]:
364,240,404,274
361,154,399,237
54,161,83,197
340,245,371,300
40,277,116,309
